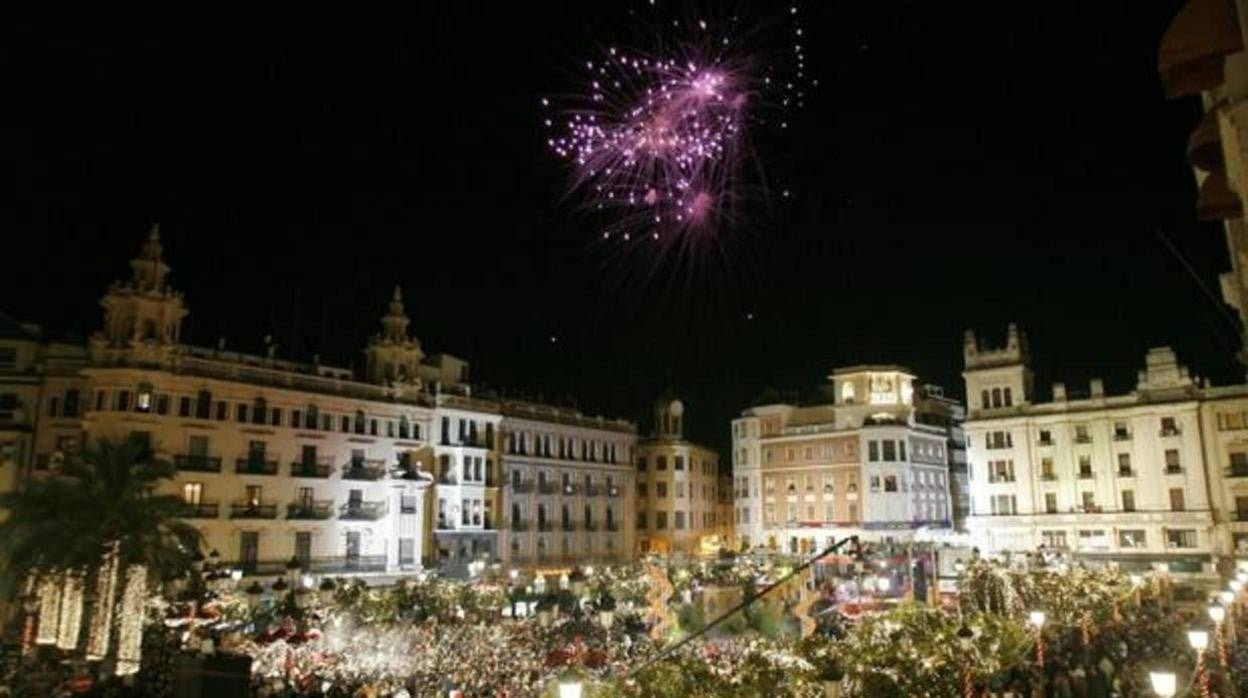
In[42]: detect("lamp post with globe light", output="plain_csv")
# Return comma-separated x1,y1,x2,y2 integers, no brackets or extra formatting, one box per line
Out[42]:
1149,671,1176,698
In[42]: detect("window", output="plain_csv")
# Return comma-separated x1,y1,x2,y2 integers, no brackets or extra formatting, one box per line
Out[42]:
1117,453,1132,476
1231,451,1248,475
1166,529,1197,549
1040,457,1055,480
637,482,648,497
136,384,154,413
244,484,262,507
1038,429,1052,445
655,511,668,530
883,475,898,492
1164,449,1181,473
1081,491,1096,510
674,455,685,471
675,511,686,529
656,456,667,471
1044,493,1058,514
1074,425,1090,443
62,390,80,418
117,390,131,411
0,347,15,369
216,401,227,421
637,456,647,472
991,388,1002,408
1160,417,1179,436
676,481,685,498
1041,530,1067,549
1078,455,1093,478
398,538,415,566
1121,490,1135,512
1113,422,1130,440
868,441,879,462
1168,488,1185,511
869,475,881,492
182,482,203,505
990,494,1016,515
882,441,896,461
636,510,647,529
1118,530,1146,548
1077,530,1109,550
295,531,313,564
656,482,668,498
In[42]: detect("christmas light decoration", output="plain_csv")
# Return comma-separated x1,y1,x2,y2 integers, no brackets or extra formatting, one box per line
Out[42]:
56,571,84,651
36,574,61,645
87,543,120,660
115,565,146,676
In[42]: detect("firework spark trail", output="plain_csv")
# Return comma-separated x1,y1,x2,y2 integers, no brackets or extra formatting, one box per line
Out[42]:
544,3,808,245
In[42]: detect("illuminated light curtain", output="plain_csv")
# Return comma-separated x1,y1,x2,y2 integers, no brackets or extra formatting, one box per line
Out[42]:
56,572,85,651
36,575,62,645
115,565,147,676
87,544,120,660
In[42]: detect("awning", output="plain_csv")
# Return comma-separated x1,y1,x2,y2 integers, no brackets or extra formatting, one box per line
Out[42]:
1197,170,1244,221
1187,109,1224,172
1159,0,1244,98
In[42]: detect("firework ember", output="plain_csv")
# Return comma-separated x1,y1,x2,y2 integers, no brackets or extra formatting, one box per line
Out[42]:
544,3,808,242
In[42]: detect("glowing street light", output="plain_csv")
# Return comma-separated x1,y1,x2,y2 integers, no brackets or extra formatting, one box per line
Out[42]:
558,672,584,698
1188,630,1209,651
1028,611,1046,668
1148,671,1176,698
1028,610,1046,629
1209,605,1226,625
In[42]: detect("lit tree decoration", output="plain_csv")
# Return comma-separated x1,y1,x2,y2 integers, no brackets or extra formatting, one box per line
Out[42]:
543,3,810,244
644,563,675,642
36,573,62,645
792,568,817,638
86,542,121,660
56,571,85,651
115,564,147,676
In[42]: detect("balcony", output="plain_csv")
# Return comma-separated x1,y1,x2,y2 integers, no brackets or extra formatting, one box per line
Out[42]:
290,459,333,478
230,502,279,519
1226,466,1248,479
987,476,1016,484
561,521,578,532
180,502,219,519
1160,428,1182,437
340,501,386,521
235,458,278,476
1040,473,1058,482
287,500,333,520
175,455,222,473
1117,469,1135,478
1037,437,1054,447
538,482,558,495
606,520,619,532
1165,465,1184,475
511,480,535,494
342,460,386,481
584,521,598,532
509,520,530,532
538,521,553,532
437,473,459,486
1078,471,1094,480
1074,435,1092,444
1113,432,1132,442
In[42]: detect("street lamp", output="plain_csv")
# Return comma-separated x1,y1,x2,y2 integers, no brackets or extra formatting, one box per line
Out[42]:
1148,671,1176,698
245,581,265,609
1188,630,1210,698
557,672,583,698
1218,590,1234,606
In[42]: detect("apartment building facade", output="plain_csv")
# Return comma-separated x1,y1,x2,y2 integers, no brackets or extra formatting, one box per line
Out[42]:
962,325,1224,574
732,366,957,555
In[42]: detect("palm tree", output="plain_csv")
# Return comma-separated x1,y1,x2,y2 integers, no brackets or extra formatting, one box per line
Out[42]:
0,434,202,598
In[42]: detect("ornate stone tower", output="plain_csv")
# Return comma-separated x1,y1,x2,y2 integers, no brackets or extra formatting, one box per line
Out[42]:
652,395,685,439
962,323,1033,416
90,225,187,365
363,286,424,386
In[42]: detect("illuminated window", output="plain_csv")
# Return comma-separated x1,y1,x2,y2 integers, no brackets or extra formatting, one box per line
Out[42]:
841,381,856,403
182,482,202,505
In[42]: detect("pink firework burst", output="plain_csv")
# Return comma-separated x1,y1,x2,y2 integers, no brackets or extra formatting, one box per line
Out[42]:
544,4,808,245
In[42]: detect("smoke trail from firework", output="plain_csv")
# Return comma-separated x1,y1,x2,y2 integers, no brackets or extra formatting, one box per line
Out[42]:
544,4,808,243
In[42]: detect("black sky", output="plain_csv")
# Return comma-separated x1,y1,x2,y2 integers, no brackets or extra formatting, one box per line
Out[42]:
4,3,1233,454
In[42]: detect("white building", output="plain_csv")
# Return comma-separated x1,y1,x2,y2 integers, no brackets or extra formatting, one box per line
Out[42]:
963,325,1218,575
732,366,957,555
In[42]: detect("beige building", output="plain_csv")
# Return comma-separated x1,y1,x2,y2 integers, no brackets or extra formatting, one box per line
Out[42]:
733,367,957,556
1,227,655,578
499,402,637,566
635,397,725,555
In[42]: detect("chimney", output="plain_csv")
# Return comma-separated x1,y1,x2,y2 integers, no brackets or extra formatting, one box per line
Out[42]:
1089,378,1104,398
1053,382,1067,401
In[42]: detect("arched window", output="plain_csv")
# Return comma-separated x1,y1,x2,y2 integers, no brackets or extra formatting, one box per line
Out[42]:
1003,387,1013,407
991,388,1002,408
399,415,410,439
981,390,990,410
842,381,856,403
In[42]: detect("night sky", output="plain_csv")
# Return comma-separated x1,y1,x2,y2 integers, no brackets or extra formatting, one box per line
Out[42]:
5,3,1232,454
